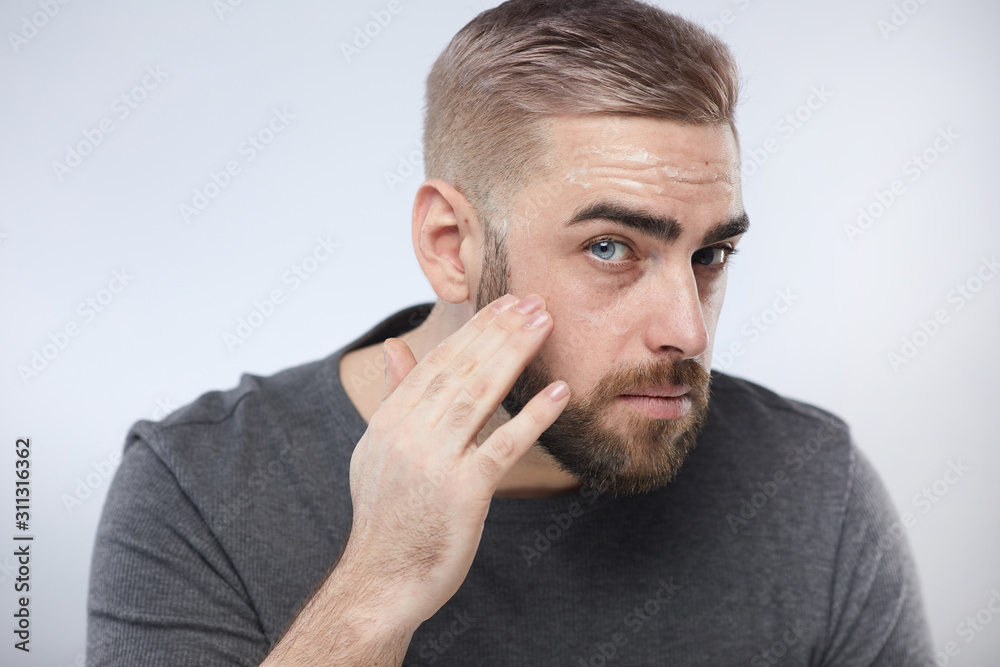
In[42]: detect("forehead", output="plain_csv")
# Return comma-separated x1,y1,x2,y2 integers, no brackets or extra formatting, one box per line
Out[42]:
541,114,741,202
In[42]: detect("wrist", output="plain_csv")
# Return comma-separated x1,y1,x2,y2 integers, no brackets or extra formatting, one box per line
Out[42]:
330,541,426,635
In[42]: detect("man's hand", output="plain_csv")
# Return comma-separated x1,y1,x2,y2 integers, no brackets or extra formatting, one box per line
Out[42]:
261,294,568,665
341,293,569,630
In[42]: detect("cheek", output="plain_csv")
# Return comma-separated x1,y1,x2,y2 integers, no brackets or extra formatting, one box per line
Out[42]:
540,298,633,385
698,276,727,366
699,273,727,332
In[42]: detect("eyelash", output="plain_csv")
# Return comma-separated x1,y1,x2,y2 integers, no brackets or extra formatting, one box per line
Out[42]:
586,235,740,272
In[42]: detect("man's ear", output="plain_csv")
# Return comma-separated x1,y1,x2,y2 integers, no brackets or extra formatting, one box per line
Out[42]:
411,178,482,305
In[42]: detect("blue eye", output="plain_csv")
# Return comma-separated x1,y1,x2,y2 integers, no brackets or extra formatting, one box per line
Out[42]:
589,238,631,262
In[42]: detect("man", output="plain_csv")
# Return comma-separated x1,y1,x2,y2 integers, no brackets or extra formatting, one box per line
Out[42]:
88,1,933,664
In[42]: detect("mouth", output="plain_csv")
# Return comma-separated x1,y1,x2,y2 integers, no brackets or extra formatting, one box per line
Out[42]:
620,385,690,399
617,386,691,419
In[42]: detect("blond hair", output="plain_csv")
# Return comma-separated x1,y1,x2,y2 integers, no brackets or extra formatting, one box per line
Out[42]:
423,0,741,232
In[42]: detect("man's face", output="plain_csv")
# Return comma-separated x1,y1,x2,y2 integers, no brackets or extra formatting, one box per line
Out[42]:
475,115,746,496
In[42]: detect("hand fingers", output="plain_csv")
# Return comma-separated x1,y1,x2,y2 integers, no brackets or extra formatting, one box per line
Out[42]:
385,294,518,408
381,338,417,403
473,380,570,487
425,297,554,444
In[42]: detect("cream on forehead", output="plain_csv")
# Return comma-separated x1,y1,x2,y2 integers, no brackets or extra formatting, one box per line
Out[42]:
562,144,735,185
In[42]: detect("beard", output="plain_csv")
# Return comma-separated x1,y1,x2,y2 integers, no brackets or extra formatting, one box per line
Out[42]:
475,221,712,496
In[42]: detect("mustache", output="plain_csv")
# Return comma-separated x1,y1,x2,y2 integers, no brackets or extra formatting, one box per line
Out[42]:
589,357,711,406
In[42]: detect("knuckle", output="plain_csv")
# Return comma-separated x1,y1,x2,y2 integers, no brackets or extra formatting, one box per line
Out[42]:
522,401,546,429
494,312,523,333
462,372,492,403
449,351,479,378
425,341,453,367
383,424,413,452
444,398,476,428
367,410,396,437
422,371,451,401
490,428,518,459
399,363,428,391
477,451,503,480
473,306,496,329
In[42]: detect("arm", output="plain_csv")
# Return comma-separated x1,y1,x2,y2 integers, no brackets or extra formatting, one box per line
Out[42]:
87,294,564,665
258,540,415,666
87,438,271,665
260,293,568,665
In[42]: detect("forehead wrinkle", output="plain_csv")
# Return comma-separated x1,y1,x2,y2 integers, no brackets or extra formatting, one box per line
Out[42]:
561,165,738,203
563,144,733,185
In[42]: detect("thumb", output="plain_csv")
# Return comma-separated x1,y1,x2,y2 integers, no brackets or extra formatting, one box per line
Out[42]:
381,337,417,402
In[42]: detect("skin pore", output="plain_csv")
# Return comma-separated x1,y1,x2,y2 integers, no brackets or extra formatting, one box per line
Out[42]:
339,114,746,498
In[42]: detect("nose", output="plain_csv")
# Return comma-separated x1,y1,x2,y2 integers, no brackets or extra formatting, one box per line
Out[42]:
640,265,709,361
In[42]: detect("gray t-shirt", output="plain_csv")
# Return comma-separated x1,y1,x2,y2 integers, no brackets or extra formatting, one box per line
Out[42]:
87,302,933,666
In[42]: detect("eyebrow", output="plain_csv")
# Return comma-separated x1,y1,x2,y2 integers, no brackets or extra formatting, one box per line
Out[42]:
565,201,750,247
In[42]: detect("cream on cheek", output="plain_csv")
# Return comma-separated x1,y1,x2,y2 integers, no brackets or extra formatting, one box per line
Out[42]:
534,266,644,396
544,303,632,394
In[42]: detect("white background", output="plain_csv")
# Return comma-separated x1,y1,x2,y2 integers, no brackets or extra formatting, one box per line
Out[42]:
1,0,998,664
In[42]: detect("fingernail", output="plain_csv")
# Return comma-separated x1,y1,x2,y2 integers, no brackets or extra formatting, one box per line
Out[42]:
492,294,518,314
514,294,542,314
546,381,568,400
523,310,549,329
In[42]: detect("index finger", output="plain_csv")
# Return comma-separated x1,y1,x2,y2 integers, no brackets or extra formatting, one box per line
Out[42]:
387,293,521,404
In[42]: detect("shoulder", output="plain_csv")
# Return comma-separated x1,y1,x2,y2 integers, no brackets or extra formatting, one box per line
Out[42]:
140,355,326,452
688,371,862,547
708,369,849,436
704,369,852,474
123,353,351,526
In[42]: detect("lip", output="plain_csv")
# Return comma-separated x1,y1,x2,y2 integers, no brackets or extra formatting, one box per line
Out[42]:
617,393,691,420
620,385,690,398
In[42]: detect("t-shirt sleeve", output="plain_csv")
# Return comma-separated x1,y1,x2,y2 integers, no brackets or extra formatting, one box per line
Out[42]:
817,444,934,667
87,435,270,666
